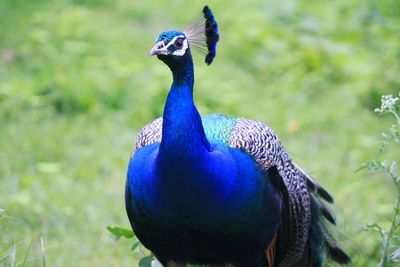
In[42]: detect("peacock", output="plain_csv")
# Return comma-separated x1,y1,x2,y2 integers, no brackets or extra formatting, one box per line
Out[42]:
125,6,350,267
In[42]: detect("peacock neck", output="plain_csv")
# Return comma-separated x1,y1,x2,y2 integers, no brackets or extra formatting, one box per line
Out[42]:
159,56,211,163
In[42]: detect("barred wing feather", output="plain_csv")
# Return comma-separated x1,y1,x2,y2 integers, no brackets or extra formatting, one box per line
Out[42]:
229,118,311,266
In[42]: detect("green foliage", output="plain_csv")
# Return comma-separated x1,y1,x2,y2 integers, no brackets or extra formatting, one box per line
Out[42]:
107,226,135,240
139,256,154,267
0,210,45,267
107,226,153,262
360,93,400,267
0,0,399,265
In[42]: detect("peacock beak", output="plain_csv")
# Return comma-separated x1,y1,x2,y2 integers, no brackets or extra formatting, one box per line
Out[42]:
149,41,169,56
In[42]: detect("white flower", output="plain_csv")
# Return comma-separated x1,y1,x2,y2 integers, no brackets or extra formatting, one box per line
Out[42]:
375,94,399,113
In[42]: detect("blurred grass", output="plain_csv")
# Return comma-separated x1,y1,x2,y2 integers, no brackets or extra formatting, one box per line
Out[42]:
0,0,399,266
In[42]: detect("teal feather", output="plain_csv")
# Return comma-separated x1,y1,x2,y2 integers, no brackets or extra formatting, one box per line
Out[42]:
202,114,237,145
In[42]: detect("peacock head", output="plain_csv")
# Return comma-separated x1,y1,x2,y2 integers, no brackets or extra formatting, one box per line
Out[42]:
149,31,191,67
149,6,219,68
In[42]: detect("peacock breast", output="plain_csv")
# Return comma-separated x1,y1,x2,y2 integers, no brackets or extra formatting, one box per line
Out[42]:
126,138,282,263
127,141,281,228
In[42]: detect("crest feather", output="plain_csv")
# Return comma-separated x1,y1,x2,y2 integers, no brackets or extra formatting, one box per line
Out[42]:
184,5,219,65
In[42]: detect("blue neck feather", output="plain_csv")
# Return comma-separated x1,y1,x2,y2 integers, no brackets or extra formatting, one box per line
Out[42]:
127,47,282,258
159,53,211,163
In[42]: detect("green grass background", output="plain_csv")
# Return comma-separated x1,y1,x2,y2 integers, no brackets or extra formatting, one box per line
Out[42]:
1,0,399,266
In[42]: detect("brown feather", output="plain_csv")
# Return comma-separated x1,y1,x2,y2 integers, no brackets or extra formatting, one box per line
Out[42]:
266,235,277,267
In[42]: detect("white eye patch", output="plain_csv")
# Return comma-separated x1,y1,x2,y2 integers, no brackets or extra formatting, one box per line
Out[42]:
164,35,189,56
172,39,188,56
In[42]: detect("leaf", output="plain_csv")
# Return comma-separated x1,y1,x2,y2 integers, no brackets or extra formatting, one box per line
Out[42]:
131,241,140,251
390,247,400,263
22,237,34,266
138,255,153,267
106,226,135,240
0,208,4,217
354,162,370,172
362,223,385,239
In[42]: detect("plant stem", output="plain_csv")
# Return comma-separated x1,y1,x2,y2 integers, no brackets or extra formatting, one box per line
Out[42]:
379,194,400,267
390,110,400,125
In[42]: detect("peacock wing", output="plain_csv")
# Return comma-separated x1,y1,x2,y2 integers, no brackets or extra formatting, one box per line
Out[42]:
229,118,311,266
133,117,163,155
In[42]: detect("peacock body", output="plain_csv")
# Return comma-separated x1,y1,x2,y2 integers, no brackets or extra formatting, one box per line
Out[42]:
125,6,350,267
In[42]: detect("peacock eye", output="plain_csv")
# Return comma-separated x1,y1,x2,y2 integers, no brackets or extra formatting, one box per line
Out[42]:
175,38,184,49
